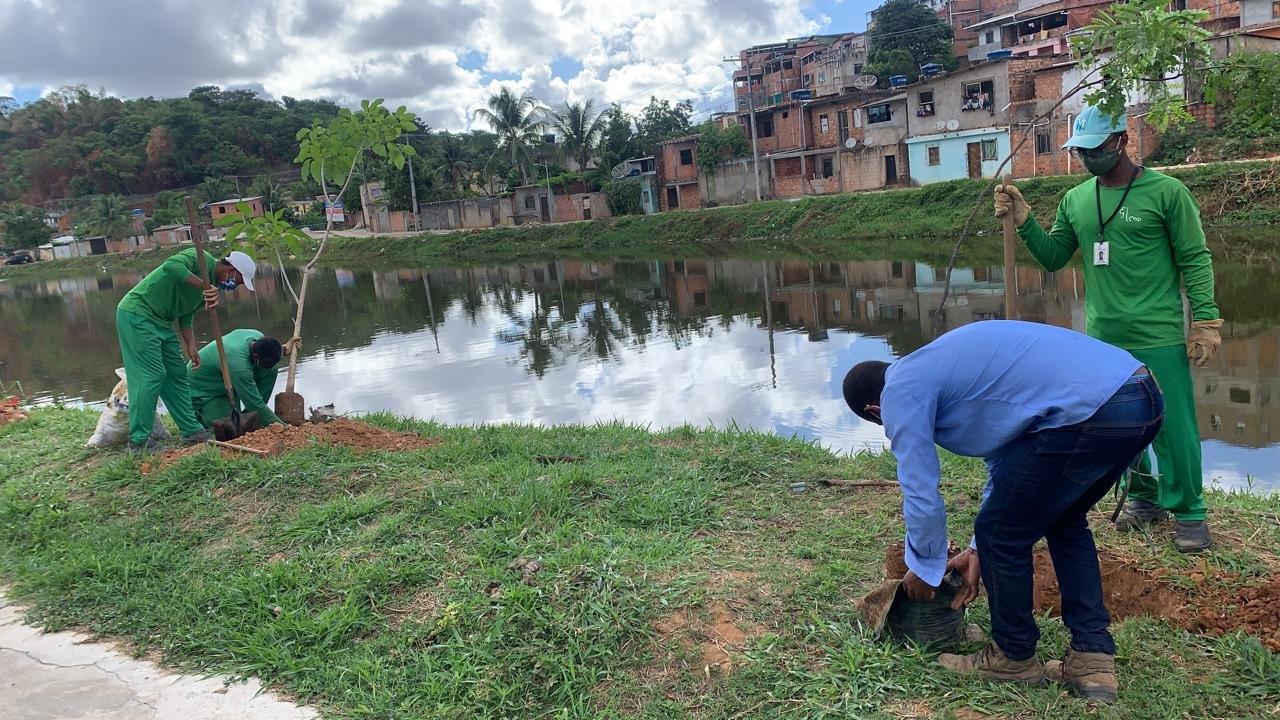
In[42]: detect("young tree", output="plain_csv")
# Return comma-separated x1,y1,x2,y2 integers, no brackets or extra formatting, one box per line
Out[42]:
549,100,607,173
473,87,545,185
694,122,749,205
432,132,472,194
865,0,957,82
0,204,53,251
216,99,417,423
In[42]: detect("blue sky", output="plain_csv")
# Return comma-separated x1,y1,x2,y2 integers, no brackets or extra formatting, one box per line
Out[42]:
0,0,886,130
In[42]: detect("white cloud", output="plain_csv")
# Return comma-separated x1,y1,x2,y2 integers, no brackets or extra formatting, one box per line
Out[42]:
0,0,823,129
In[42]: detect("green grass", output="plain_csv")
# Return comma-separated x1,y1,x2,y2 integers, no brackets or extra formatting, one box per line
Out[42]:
2,408,1278,719
4,159,1278,281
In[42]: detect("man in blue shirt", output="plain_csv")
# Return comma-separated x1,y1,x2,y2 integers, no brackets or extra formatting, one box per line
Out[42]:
843,320,1163,704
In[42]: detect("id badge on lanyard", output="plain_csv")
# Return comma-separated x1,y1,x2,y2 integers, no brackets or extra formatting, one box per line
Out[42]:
1094,167,1141,269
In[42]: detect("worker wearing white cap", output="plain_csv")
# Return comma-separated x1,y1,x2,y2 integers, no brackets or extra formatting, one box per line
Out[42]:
115,247,258,453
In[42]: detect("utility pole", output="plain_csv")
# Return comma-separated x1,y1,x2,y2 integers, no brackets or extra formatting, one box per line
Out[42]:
405,140,420,231
543,160,556,223
724,56,764,203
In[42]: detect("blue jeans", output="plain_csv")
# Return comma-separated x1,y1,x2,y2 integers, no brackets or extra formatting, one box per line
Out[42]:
976,371,1164,660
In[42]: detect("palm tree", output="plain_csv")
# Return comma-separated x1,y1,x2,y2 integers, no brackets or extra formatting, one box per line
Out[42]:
252,177,288,212
473,87,545,186
77,194,133,241
432,133,471,193
549,100,607,174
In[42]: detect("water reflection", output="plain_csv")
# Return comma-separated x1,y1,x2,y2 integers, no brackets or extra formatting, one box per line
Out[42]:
1,256,1276,490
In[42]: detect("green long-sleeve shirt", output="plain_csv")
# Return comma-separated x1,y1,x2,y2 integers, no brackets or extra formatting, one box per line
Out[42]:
116,248,218,328
187,329,283,425
1017,169,1219,350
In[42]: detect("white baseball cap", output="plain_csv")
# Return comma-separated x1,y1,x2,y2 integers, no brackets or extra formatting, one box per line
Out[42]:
226,250,257,292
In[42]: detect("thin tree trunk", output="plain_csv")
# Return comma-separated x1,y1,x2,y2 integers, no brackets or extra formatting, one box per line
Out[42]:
283,149,363,393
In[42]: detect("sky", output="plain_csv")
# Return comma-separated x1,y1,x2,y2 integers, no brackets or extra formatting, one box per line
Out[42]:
0,0,879,131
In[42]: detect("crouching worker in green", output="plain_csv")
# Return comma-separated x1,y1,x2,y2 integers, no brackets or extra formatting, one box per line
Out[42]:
994,104,1220,552
188,329,286,430
115,248,257,454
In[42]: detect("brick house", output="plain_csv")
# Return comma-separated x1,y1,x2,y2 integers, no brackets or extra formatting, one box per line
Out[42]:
207,196,264,220
656,134,702,210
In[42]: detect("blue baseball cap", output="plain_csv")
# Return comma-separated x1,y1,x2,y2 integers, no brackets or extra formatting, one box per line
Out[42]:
1063,105,1127,150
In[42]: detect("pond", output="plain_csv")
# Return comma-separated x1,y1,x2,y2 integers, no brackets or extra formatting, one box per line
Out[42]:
2,255,1277,491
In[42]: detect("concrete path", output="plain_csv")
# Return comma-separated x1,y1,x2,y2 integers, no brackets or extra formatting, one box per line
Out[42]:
0,595,318,720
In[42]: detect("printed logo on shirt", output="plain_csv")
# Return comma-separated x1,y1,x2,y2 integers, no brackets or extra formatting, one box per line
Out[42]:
1117,206,1142,223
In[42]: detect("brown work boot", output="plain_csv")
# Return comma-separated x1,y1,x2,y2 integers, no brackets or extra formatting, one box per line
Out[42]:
937,644,1045,685
1045,650,1118,705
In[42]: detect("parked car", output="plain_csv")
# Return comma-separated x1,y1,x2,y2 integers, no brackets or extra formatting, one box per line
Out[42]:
3,252,34,265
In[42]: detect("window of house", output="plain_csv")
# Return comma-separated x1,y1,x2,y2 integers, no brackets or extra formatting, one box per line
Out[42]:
679,148,693,165
982,139,999,161
962,80,995,111
817,71,827,84
918,90,935,117
1170,0,1186,9
820,114,829,133
757,115,774,137
782,59,793,70
1230,387,1252,404
985,30,995,44
803,74,812,86
802,53,815,65
524,195,535,209
1035,131,1052,155
853,63,863,74
1274,0,1279,17
927,146,941,166
782,110,789,119
838,110,849,142
867,103,891,124
217,206,226,214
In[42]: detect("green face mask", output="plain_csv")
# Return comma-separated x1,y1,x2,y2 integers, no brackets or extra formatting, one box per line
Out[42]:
1080,147,1123,176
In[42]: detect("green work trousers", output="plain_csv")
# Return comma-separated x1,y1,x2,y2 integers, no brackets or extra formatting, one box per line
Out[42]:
193,395,232,430
1128,344,1206,521
115,307,203,445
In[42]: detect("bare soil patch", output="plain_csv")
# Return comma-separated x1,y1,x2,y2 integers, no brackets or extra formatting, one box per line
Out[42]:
651,600,764,675
142,418,440,473
1032,548,1280,652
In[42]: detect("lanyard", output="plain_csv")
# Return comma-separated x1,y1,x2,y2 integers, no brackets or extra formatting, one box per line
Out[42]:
1095,166,1142,242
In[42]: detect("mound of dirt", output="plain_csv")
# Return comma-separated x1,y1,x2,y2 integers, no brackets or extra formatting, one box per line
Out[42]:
142,418,439,474
1032,548,1280,652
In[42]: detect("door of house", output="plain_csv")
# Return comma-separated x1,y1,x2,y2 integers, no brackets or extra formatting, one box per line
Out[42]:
666,187,679,209
89,237,107,255
582,196,592,221
539,195,550,222
966,142,982,178
884,155,897,185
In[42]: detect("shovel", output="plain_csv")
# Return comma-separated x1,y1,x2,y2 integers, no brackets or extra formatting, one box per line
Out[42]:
184,196,259,440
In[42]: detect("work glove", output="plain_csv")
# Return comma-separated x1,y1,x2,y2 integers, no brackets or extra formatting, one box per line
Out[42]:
1187,319,1224,367
994,183,1030,227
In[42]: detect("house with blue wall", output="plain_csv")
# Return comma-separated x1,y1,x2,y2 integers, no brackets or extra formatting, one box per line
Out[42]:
899,56,1045,184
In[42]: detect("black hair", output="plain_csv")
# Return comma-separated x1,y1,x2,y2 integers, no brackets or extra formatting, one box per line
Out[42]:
842,361,889,422
251,337,283,369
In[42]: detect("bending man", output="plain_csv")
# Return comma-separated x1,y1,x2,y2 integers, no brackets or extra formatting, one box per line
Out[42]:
995,104,1219,552
188,329,286,430
843,320,1163,704
115,248,256,454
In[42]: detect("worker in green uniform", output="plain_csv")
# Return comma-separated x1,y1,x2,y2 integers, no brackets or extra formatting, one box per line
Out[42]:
115,248,258,454
994,105,1220,552
188,329,287,429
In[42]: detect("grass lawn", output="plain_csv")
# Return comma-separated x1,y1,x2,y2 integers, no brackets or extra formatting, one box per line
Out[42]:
2,408,1278,719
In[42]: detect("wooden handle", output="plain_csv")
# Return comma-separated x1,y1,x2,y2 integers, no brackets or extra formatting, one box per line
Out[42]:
208,439,268,455
184,197,236,405
1001,174,1019,321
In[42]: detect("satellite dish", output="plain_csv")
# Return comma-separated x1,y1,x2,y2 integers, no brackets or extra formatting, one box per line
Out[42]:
946,119,960,131
844,138,856,149
934,120,946,131
852,74,878,90
609,161,635,180
863,136,876,147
